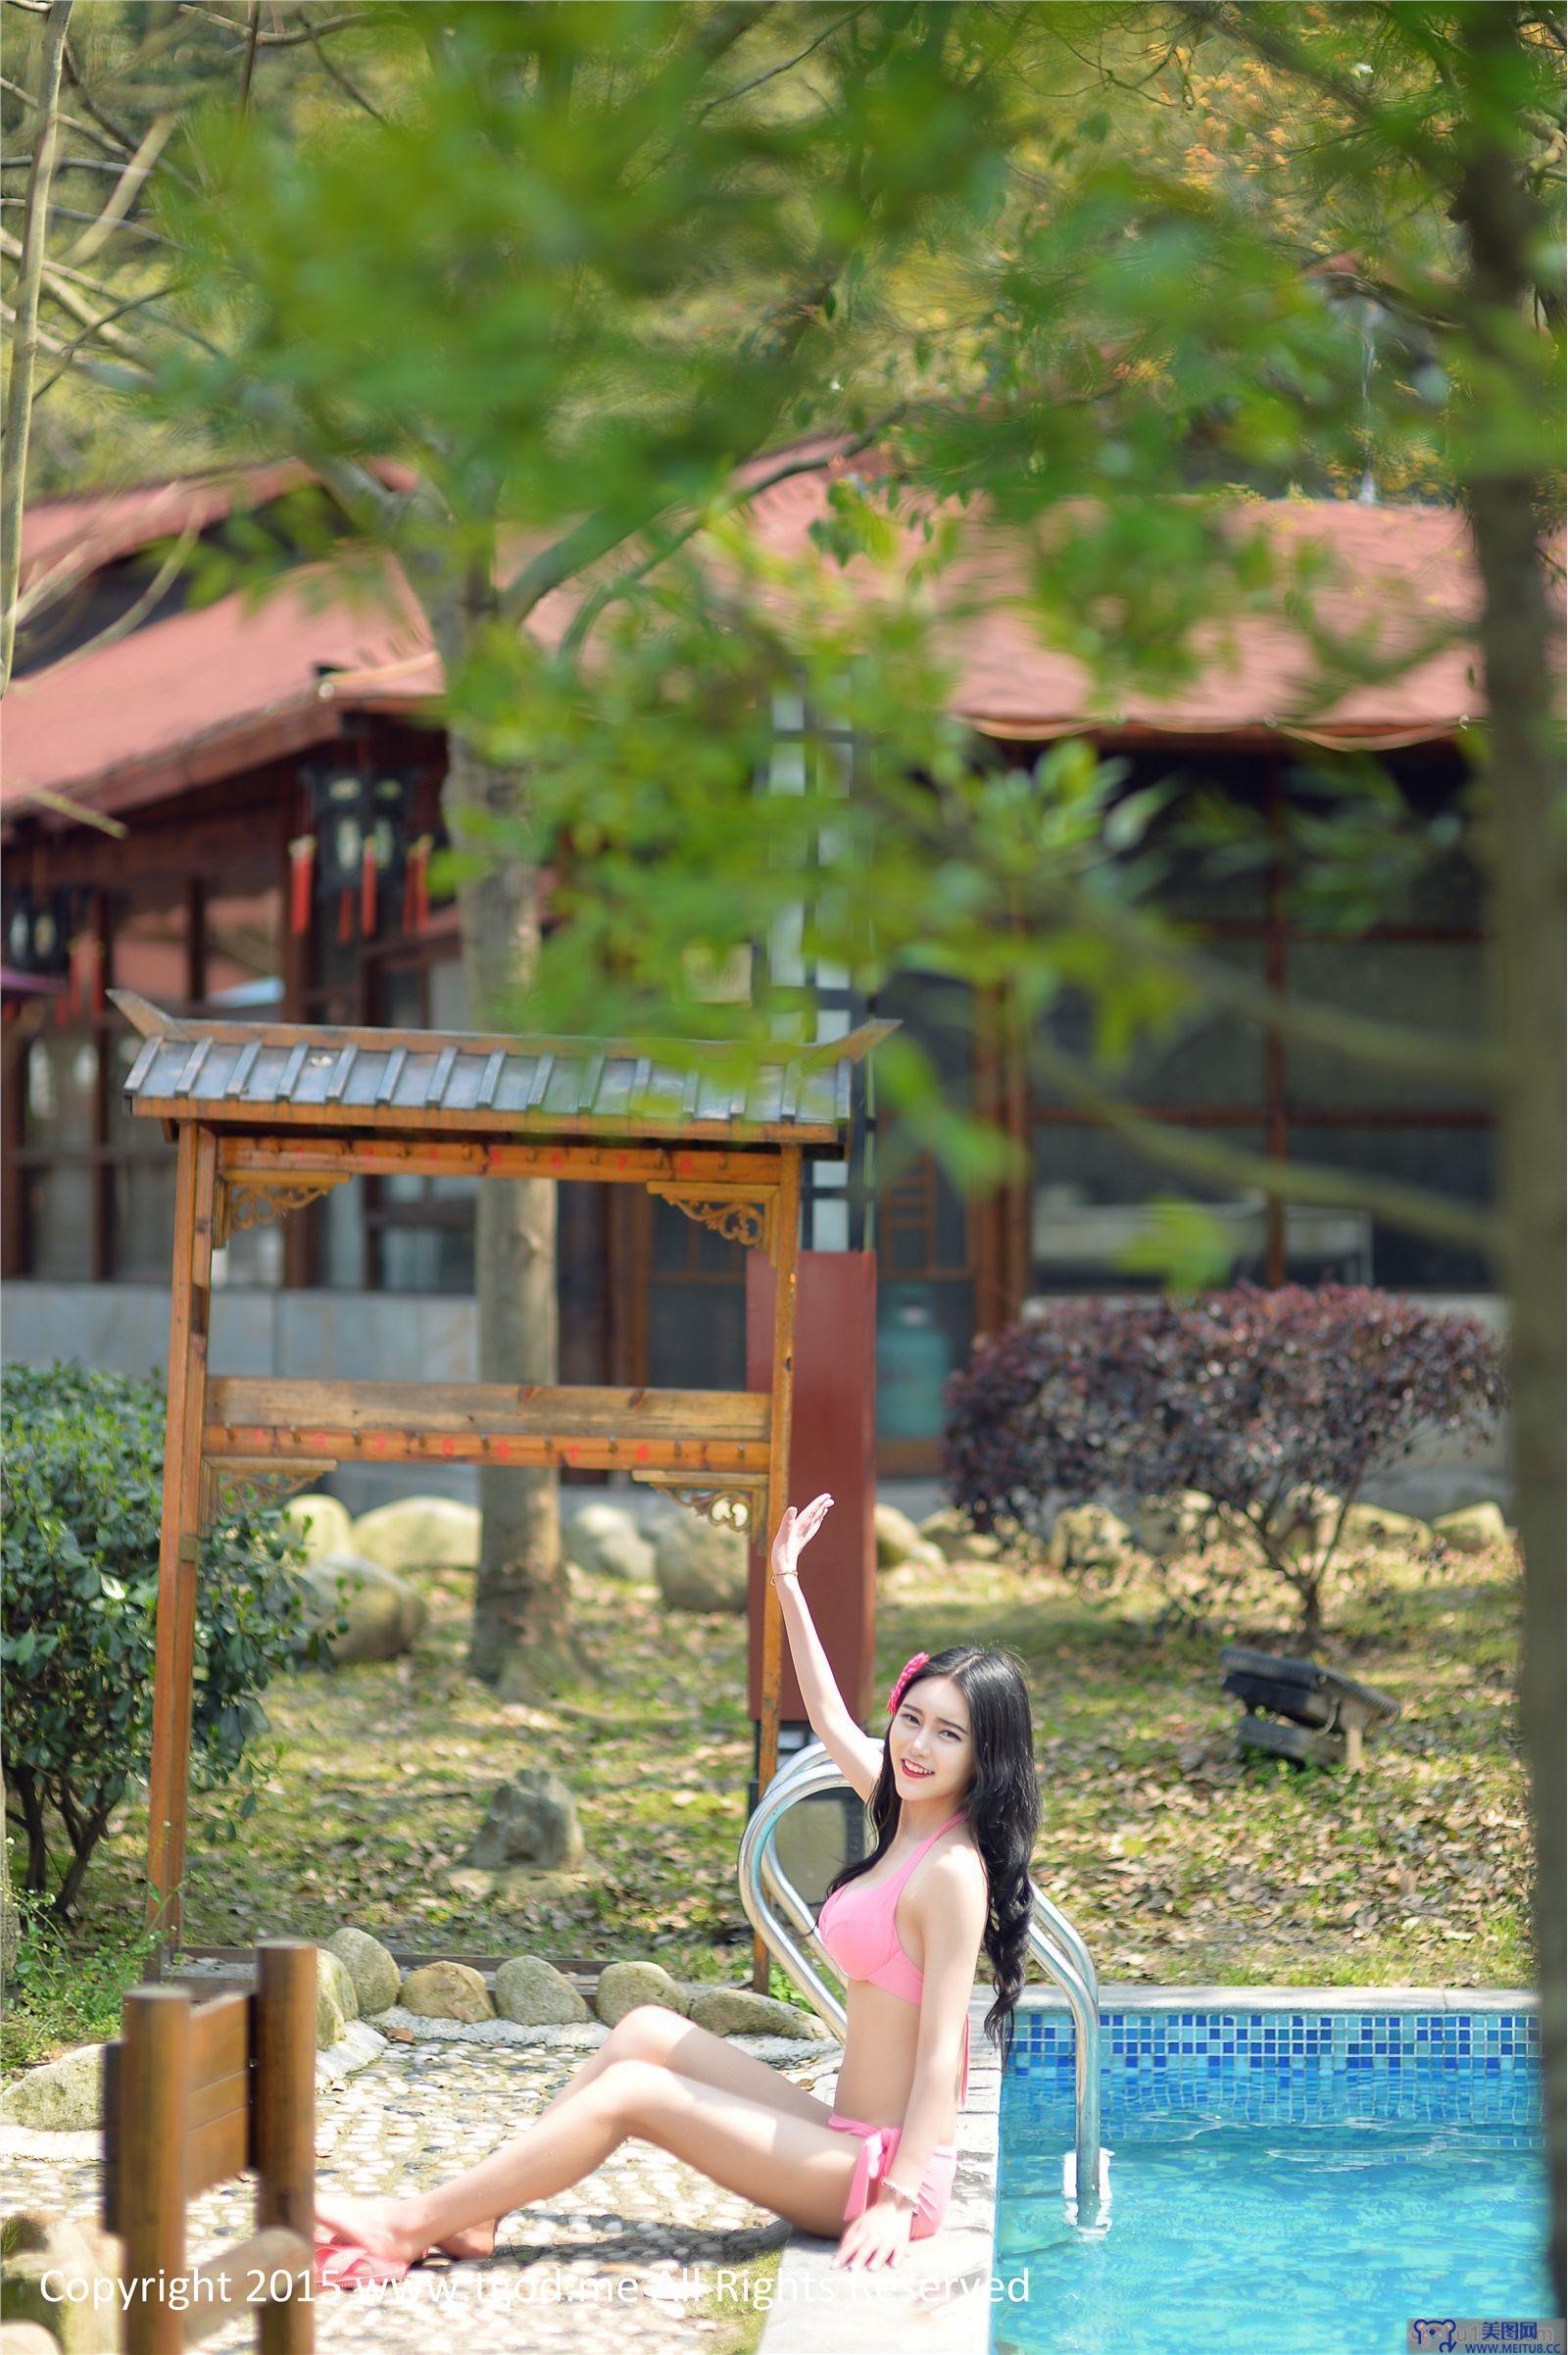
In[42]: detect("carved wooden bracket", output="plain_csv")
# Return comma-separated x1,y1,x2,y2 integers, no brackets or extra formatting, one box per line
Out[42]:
213,1175,348,1250
630,1471,766,1535
646,1183,778,1259
199,1457,337,1534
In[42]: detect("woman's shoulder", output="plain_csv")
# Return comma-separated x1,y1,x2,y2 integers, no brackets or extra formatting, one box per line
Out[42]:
921,1831,989,1908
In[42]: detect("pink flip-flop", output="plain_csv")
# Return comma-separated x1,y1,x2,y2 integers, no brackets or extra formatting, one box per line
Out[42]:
313,2225,412,2291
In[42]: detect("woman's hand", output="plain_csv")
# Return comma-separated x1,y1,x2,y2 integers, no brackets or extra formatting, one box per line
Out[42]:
832,2197,914,2271
769,1493,832,1588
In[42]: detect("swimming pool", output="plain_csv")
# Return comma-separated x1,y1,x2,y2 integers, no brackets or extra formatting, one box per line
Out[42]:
994,1997,1553,2355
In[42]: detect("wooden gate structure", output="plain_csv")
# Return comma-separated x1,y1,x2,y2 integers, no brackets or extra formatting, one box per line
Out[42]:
111,988,889,1988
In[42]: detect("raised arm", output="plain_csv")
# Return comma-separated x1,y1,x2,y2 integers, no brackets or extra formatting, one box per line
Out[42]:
769,1496,883,1804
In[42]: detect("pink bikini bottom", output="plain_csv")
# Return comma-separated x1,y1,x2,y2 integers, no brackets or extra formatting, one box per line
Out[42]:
826,2112,958,2240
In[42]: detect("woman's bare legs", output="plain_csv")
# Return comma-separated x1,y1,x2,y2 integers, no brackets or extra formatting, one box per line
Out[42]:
314,2056,858,2261
316,2003,839,2260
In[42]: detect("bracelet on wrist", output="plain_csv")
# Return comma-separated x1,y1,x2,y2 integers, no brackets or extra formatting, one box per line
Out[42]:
878,2175,921,2212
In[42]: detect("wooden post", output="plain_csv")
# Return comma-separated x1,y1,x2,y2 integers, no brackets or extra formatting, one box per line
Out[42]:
144,1120,219,1948
120,1987,191,2355
753,1146,802,1992
255,1939,317,2355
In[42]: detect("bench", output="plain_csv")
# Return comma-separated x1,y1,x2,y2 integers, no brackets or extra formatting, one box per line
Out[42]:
102,1938,317,2355
1220,1644,1399,1771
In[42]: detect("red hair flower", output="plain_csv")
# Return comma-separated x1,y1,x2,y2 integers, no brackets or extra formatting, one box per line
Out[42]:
885,1651,930,1716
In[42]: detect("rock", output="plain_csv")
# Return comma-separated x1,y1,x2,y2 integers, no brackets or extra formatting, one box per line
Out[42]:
0,2212,119,2352
399,1961,494,2023
1131,1491,1215,1560
917,1509,1000,1563
350,1496,481,1574
297,1550,425,1665
1,2323,73,2355
326,1927,402,2018
0,2045,103,2131
466,1770,583,1873
593,1960,690,2028
316,1959,352,2050
494,1957,590,2026
685,1987,831,2039
1341,1501,1434,1549
317,1946,360,2030
1432,1501,1510,1554
564,1502,655,1584
1049,1503,1132,1574
873,1502,923,1568
653,1517,747,1613
281,1492,353,1563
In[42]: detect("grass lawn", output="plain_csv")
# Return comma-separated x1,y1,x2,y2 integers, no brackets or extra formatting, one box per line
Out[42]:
4,1530,1532,2075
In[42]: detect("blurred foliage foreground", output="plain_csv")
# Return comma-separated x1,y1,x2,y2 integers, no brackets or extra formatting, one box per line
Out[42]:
3,1529,1530,2076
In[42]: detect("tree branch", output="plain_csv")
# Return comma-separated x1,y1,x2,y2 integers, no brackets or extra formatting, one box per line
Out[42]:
31,281,186,394
1012,865,1505,1092
555,413,904,666
237,0,261,109
174,2,404,47
16,522,197,674
1025,1028,1502,1257
1,0,73,693
697,6,866,120
299,11,389,123
63,106,173,263
1176,2,1453,182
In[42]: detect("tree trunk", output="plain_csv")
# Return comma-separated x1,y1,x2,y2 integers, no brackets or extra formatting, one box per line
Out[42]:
432,591,592,1704
0,0,73,692
1454,8,1567,2302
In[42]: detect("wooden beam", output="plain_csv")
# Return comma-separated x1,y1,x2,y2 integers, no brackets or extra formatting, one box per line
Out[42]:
754,1145,802,1994
144,1124,217,1948
254,1940,315,2355
118,1987,190,2355
205,1377,772,1473
219,1135,790,1186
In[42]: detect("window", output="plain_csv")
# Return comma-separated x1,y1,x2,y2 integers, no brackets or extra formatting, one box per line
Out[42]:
872,969,976,1447
1020,754,1490,1300
5,875,294,1286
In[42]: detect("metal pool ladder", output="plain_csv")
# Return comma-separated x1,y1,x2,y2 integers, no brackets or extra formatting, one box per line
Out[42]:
738,1738,1107,2226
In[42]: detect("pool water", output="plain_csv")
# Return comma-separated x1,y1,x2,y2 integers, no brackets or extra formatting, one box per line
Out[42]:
994,2007,1553,2355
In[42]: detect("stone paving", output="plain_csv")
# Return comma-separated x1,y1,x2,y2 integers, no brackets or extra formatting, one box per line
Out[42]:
3,2033,845,2354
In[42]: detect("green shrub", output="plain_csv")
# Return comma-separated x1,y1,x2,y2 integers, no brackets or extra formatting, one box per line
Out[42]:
1,1358,325,1921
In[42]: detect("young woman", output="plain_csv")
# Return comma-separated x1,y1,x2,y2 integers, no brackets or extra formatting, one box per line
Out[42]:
313,1491,1040,2282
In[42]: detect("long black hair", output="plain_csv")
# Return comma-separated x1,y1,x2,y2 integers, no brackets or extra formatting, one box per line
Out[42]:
820,1644,1040,2073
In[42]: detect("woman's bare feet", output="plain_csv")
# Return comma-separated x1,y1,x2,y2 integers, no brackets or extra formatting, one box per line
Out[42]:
315,2190,497,2263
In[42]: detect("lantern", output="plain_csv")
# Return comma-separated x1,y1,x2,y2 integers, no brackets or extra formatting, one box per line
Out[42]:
299,760,415,942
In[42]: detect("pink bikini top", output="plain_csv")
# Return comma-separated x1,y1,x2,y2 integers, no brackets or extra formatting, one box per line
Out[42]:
817,1810,972,2102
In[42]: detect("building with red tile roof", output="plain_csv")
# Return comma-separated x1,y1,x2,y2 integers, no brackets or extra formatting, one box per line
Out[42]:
0,455,1502,1497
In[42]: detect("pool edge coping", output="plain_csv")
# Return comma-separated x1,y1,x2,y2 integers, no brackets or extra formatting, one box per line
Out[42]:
1019,1984,1540,2013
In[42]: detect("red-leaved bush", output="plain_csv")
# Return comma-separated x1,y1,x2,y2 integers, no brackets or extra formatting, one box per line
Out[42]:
942,1284,1507,1639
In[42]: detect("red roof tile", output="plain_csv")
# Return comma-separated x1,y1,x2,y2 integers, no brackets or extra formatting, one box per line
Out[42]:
323,481,1488,749
3,454,1501,832
3,559,429,822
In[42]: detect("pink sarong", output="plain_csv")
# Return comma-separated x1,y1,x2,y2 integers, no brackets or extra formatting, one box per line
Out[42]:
825,2113,958,2239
